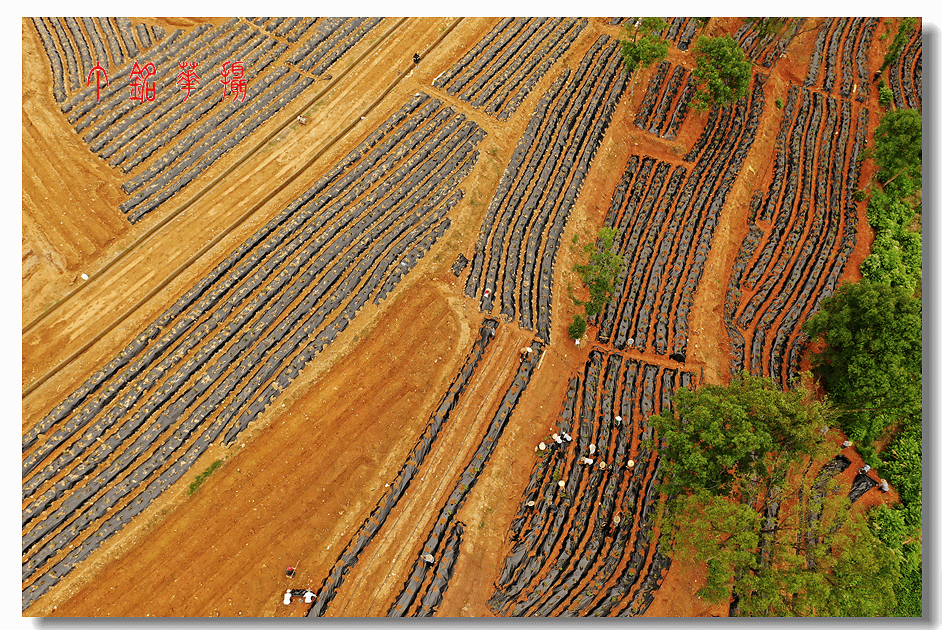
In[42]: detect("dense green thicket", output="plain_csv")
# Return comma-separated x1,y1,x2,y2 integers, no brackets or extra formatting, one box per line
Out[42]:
861,109,922,293
803,280,921,456
653,375,905,615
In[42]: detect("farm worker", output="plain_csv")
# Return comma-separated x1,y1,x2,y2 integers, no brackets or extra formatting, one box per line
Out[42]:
627,459,635,468
842,440,852,448
304,590,316,604
860,464,871,474
880,479,890,493
283,590,292,605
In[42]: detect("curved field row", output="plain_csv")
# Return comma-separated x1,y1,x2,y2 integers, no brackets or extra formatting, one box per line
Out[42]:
804,17,878,101
384,340,545,617
30,17,166,103
306,318,499,617
463,35,627,342
733,18,806,69
489,349,695,616
595,74,767,357
632,60,694,140
888,25,922,110
608,18,697,51
432,17,587,120
22,94,485,611
723,85,866,386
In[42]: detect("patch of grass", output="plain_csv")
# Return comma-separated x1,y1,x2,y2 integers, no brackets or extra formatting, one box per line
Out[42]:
188,459,223,495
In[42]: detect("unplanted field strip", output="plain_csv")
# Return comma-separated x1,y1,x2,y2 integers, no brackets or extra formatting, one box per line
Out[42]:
23,17,464,400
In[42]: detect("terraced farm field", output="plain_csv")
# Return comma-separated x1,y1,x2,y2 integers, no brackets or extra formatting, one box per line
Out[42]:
22,16,916,617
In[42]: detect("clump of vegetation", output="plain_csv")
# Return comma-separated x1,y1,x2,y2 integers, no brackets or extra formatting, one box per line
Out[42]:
690,35,753,110
860,108,922,295
568,227,627,339
188,459,224,495
880,17,918,71
653,374,906,615
568,314,587,340
620,17,669,76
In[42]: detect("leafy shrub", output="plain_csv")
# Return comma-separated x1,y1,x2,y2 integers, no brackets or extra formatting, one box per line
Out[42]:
882,424,922,506
879,85,894,109
569,314,587,340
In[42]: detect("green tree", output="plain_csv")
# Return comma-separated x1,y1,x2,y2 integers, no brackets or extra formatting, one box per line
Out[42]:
571,227,627,318
651,373,828,498
873,109,922,188
568,314,587,340
802,280,922,447
620,17,669,76
690,35,753,110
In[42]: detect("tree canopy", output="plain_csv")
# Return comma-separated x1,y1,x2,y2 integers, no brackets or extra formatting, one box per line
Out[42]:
620,17,669,76
651,373,828,499
873,108,922,188
690,35,753,110
571,227,627,318
802,279,922,445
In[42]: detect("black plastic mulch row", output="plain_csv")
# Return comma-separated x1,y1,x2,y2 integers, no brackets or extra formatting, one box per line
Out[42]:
728,87,864,384
463,36,626,343
62,24,185,118
23,97,485,610
490,351,692,616
21,93,436,460
307,319,498,617
386,341,545,617
600,74,765,356
72,21,221,132
105,39,286,168
124,72,315,221
433,17,587,119
93,25,269,157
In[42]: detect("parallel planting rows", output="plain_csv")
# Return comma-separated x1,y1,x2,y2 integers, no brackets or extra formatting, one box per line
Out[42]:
30,17,167,104
463,35,627,342
804,17,880,103
385,341,546,617
489,350,695,616
632,60,694,140
723,85,866,386
733,18,807,68
596,74,767,358
607,18,698,52
431,17,587,120
33,17,386,223
22,94,485,611
307,318,500,617
887,25,922,110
